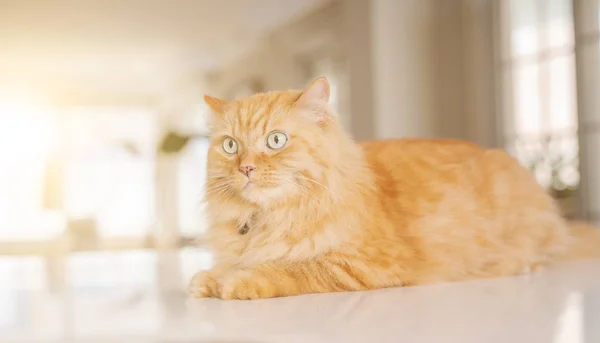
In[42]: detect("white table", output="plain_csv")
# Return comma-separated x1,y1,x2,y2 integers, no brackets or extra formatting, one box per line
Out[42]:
2,260,600,343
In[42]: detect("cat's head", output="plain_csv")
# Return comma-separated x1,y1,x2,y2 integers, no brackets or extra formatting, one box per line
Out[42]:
204,77,342,207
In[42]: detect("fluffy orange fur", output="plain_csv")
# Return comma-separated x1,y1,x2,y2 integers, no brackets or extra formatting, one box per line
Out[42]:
189,77,600,300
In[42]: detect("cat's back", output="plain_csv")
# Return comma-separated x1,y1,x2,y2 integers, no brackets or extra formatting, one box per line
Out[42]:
360,138,484,158
358,138,528,210
357,138,569,283
360,138,487,181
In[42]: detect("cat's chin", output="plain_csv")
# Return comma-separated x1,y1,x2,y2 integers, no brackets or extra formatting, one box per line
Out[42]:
239,184,290,206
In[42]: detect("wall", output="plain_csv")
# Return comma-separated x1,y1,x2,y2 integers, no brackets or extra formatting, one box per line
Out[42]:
573,0,600,223
205,1,350,129
207,0,498,145
370,0,498,143
370,0,438,139
461,0,500,148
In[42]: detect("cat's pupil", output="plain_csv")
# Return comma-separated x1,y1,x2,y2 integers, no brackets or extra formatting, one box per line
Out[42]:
229,141,233,148
274,135,279,144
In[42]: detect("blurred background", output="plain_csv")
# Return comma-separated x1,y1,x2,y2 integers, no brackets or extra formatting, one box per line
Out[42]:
0,0,599,337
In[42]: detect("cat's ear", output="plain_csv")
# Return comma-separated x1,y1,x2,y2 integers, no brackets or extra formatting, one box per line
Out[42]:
295,77,331,122
204,95,229,115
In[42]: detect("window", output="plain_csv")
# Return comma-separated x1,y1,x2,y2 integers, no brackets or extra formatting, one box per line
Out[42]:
0,105,159,242
0,98,65,240
177,137,210,237
498,0,600,221
498,0,580,217
62,107,158,237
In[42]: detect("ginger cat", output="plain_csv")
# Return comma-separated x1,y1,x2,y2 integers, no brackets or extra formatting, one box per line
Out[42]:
189,77,600,300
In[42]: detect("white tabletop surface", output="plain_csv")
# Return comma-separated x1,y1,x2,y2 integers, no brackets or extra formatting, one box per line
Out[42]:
2,259,600,343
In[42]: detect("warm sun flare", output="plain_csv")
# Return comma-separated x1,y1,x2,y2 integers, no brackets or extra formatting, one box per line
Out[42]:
0,91,60,239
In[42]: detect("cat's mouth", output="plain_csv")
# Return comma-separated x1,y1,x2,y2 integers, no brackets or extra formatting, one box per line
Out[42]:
240,178,278,192
242,180,254,189
241,176,260,190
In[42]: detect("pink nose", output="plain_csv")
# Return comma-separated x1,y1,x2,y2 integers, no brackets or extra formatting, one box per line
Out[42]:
239,164,256,176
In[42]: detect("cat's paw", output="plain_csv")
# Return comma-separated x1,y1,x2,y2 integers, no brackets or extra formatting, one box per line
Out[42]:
218,269,276,300
188,269,223,298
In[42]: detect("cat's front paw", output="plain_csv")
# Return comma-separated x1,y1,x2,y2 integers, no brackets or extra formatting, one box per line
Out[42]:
188,269,224,298
218,269,277,300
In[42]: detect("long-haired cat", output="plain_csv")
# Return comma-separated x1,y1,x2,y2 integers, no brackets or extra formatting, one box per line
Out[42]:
189,77,600,300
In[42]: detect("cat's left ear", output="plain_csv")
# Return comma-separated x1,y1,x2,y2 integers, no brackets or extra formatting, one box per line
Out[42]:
295,77,331,122
204,95,229,115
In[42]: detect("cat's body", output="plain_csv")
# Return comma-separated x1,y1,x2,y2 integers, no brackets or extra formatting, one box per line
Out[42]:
190,78,600,300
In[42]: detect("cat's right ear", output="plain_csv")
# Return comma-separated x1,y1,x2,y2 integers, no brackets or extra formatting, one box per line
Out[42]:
204,95,229,115
295,77,332,123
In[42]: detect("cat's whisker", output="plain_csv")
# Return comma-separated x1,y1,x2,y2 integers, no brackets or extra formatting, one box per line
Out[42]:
295,174,339,201
219,188,236,204
295,174,329,190
295,188,319,203
205,184,232,197
207,181,235,203
295,186,317,201
206,176,230,181
205,189,230,199
283,178,321,203
205,182,231,192
213,187,233,204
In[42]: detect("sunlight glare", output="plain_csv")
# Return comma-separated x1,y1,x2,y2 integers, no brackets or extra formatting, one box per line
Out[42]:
0,90,64,240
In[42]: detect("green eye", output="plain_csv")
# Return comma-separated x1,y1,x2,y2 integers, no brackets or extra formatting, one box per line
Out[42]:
266,132,288,150
222,137,238,154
